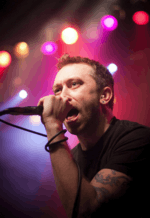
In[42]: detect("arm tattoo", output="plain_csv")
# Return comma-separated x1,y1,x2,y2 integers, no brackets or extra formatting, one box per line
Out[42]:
94,186,110,203
111,169,117,175
93,170,132,204
95,172,131,187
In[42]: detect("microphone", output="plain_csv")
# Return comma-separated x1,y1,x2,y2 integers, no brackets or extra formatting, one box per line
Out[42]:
0,106,43,116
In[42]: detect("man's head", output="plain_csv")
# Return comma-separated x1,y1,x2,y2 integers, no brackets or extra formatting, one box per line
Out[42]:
57,54,114,110
53,54,114,136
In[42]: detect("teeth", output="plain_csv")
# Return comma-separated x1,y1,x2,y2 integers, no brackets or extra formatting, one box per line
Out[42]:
67,114,77,120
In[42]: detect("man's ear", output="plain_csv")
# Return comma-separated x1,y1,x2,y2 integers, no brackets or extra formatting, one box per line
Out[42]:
99,87,113,105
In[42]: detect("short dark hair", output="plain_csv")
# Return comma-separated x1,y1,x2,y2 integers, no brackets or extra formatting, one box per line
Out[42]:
57,54,114,110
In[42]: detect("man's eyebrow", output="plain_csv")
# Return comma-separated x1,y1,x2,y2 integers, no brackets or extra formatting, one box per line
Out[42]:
52,84,59,90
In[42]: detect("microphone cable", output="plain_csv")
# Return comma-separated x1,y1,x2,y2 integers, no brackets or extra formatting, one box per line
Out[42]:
0,118,47,137
0,106,81,218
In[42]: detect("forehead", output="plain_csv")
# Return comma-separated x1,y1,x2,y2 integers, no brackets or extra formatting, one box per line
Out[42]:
54,63,95,85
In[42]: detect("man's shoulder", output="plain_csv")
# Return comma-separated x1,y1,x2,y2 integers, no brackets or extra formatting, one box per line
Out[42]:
108,117,150,158
115,116,149,128
113,117,150,136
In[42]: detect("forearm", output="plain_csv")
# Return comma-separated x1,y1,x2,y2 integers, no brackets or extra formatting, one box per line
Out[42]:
50,144,79,218
46,126,97,218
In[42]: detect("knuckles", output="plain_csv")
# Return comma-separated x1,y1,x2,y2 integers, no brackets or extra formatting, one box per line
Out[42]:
38,95,72,105
38,95,73,123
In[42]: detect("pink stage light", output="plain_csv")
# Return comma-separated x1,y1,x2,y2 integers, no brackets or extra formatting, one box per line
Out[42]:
41,41,57,55
132,11,149,25
101,15,118,31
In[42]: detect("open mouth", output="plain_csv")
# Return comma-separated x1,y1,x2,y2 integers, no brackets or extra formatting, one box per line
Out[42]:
66,108,79,121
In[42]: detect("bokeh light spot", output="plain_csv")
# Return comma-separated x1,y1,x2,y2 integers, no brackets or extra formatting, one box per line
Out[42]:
19,90,28,99
29,115,41,126
0,51,11,67
14,42,29,58
13,77,22,86
101,15,118,31
61,27,79,44
107,63,118,75
41,41,57,55
132,11,149,25
104,18,114,27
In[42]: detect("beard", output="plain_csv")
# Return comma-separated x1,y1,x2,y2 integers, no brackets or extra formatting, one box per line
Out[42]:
64,103,101,137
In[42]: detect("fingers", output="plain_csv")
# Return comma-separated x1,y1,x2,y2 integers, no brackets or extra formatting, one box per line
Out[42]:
37,97,46,106
37,95,73,125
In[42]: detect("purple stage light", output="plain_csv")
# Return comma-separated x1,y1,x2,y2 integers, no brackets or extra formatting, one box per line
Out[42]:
101,15,118,31
41,41,57,55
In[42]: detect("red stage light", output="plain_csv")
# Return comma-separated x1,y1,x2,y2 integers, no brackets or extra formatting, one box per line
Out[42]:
132,11,149,25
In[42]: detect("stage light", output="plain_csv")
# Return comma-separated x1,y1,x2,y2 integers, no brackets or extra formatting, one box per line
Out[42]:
0,51,11,68
132,11,149,25
19,90,28,99
14,42,29,58
61,27,78,44
13,77,22,86
41,41,57,55
107,63,118,75
101,15,118,31
29,115,41,126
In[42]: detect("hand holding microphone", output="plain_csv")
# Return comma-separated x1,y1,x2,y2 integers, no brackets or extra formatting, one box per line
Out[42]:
0,95,73,140
37,95,73,126
37,95,73,141
0,95,72,119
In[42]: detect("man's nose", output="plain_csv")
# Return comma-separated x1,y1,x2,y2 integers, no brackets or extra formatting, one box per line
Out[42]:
60,87,72,101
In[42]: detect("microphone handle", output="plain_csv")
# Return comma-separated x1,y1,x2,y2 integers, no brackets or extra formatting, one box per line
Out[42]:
0,106,43,116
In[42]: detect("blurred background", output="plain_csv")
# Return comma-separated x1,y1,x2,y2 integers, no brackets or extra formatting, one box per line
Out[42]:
0,0,150,217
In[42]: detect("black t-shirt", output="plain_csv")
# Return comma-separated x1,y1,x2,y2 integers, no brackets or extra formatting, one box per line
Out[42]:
71,117,150,218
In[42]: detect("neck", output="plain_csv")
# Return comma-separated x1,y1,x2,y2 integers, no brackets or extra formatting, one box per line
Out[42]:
77,107,114,151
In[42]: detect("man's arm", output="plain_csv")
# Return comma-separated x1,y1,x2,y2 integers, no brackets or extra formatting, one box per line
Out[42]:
48,128,132,218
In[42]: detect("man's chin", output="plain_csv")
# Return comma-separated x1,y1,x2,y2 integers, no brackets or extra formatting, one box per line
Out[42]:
63,121,80,135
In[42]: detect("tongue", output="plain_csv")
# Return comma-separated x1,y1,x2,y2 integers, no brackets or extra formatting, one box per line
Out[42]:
67,109,78,120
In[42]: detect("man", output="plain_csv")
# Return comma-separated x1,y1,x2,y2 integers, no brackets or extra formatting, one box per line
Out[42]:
37,54,149,218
